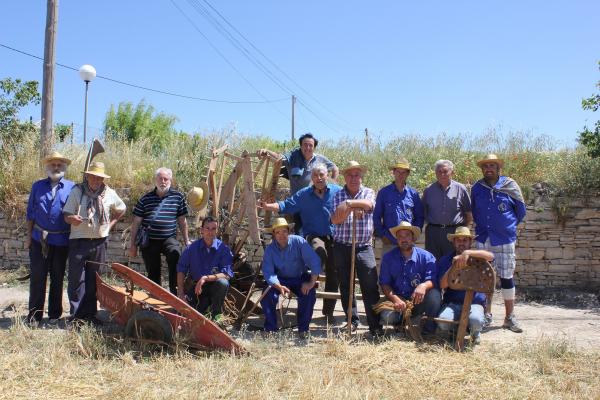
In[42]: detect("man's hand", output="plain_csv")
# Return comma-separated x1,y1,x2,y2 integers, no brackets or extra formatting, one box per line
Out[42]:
393,298,407,312
412,283,427,305
195,276,208,295
453,251,471,268
128,246,138,258
354,209,365,220
301,281,315,295
66,214,83,226
277,285,291,298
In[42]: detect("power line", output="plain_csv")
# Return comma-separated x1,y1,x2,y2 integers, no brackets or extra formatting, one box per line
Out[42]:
0,43,288,104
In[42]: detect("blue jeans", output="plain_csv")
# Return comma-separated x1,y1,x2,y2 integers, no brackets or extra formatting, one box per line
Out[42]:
261,274,316,333
437,303,485,335
380,288,441,333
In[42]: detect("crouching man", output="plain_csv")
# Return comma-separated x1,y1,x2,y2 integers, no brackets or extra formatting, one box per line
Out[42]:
379,221,441,334
261,217,321,338
176,216,233,323
437,226,494,344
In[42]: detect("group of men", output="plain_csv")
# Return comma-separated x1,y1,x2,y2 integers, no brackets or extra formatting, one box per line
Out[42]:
27,133,526,343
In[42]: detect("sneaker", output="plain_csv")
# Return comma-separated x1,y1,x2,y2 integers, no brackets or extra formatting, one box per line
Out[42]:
369,327,385,338
502,314,523,333
471,332,481,345
483,313,493,328
297,331,310,340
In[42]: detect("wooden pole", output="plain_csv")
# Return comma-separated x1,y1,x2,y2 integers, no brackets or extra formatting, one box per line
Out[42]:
40,0,58,158
347,209,357,336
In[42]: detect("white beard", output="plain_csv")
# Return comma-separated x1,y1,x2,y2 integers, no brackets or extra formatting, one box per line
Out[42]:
156,185,171,195
47,170,65,182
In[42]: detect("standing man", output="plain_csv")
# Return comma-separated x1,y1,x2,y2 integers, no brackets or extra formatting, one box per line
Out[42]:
422,159,472,259
258,164,341,319
260,218,321,338
129,167,191,295
25,151,74,324
471,154,526,333
373,158,424,258
379,222,441,334
331,161,382,336
63,161,126,323
176,216,233,323
437,227,494,344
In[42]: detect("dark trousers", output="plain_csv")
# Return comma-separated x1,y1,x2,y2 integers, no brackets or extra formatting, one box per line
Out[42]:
141,237,181,294
67,238,107,319
28,239,68,321
307,235,337,316
425,225,456,260
334,242,381,331
380,288,442,333
261,274,316,333
293,213,303,235
186,279,229,317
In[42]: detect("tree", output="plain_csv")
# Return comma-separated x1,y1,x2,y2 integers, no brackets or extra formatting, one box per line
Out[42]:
0,78,41,142
578,61,600,158
103,100,178,151
54,123,72,142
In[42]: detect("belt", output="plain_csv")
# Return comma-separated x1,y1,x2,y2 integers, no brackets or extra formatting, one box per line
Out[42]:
33,223,69,235
333,241,372,250
305,234,333,243
427,223,460,229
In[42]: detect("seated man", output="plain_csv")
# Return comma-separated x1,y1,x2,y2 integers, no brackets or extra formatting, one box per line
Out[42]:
437,226,494,344
379,221,441,334
176,216,233,323
260,217,321,338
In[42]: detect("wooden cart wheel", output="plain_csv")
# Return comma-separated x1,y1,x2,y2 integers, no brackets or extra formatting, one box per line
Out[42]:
125,310,173,343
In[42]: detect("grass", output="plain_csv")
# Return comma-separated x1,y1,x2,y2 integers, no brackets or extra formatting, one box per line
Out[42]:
0,321,598,399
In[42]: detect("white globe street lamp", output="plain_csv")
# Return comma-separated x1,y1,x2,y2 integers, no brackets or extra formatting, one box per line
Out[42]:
79,64,96,144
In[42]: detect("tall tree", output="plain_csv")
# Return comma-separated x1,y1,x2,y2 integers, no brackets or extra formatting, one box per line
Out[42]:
0,78,41,142
578,61,600,158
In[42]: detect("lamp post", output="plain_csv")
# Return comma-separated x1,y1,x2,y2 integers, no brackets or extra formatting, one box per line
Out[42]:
78,64,96,144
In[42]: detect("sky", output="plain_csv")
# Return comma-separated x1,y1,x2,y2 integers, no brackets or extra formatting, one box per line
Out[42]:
1,1,599,146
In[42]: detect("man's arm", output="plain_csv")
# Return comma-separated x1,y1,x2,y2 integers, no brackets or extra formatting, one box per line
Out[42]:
464,211,473,227
176,272,187,301
453,249,494,268
331,199,373,224
330,165,339,181
373,190,385,237
412,191,425,229
128,216,143,257
257,199,280,212
177,215,191,245
382,284,407,312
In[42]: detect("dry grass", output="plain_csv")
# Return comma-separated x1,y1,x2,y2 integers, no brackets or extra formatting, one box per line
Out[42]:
0,321,598,400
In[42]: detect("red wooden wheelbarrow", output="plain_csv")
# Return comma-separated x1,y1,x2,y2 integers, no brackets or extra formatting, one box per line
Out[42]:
96,262,246,354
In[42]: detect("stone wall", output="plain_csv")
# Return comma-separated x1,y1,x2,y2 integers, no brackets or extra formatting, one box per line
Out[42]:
1,193,599,289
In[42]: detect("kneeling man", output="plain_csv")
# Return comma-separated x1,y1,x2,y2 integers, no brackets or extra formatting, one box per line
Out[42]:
379,221,441,333
437,226,494,344
176,217,233,322
261,218,321,337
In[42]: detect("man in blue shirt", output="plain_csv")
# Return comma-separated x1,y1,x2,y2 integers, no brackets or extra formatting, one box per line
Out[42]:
471,154,527,333
437,226,494,345
176,217,233,321
260,218,321,337
379,221,440,334
25,151,74,324
258,164,341,318
373,158,424,262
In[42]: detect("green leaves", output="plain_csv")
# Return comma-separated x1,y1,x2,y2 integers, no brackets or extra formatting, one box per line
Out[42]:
577,61,600,158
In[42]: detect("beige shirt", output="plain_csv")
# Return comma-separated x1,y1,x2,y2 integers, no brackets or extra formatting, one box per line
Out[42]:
63,185,126,239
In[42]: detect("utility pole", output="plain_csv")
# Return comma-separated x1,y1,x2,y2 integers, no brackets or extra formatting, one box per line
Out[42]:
40,0,58,159
291,95,296,142
365,128,370,152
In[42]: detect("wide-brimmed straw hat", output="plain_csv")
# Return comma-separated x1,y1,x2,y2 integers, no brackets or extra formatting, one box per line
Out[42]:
388,157,412,171
341,160,368,175
265,217,293,233
187,182,210,212
446,226,476,241
476,153,504,168
42,151,71,166
83,161,110,178
389,221,421,240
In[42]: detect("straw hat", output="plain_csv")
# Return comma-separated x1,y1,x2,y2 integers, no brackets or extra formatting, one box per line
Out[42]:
476,153,504,168
187,182,210,212
340,160,368,175
446,226,476,241
265,217,293,233
42,151,71,166
83,161,110,178
389,221,421,240
388,157,411,171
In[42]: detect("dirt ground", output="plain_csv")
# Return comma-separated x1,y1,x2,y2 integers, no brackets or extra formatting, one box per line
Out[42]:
1,279,599,349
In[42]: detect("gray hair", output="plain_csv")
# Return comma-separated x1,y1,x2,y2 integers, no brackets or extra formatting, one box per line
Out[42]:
434,159,454,172
311,163,328,175
155,167,173,179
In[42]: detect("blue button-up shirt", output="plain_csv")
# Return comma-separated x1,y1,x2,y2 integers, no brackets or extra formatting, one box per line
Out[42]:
373,183,424,242
26,177,74,246
379,246,437,299
471,176,527,246
282,148,336,194
176,238,233,280
437,252,486,307
262,235,321,286
278,183,341,237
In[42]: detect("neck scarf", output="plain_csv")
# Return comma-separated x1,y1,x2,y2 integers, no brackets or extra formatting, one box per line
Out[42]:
79,180,109,226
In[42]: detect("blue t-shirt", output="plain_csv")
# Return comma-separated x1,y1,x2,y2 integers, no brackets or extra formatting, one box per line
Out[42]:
176,238,233,280
437,252,487,307
278,183,341,237
373,183,424,242
262,235,321,286
379,246,437,299
26,177,74,246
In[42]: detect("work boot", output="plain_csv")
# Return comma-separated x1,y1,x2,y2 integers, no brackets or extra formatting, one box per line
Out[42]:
502,314,523,333
483,313,493,328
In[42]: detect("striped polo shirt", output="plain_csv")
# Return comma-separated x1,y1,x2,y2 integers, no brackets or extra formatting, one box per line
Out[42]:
133,188,188,240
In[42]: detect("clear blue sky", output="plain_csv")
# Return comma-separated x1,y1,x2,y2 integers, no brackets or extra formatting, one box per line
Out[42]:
1,1,599,146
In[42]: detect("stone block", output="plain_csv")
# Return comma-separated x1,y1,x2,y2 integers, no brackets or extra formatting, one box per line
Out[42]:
545,248,563,259
528,240,560,248
575,209,600,220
